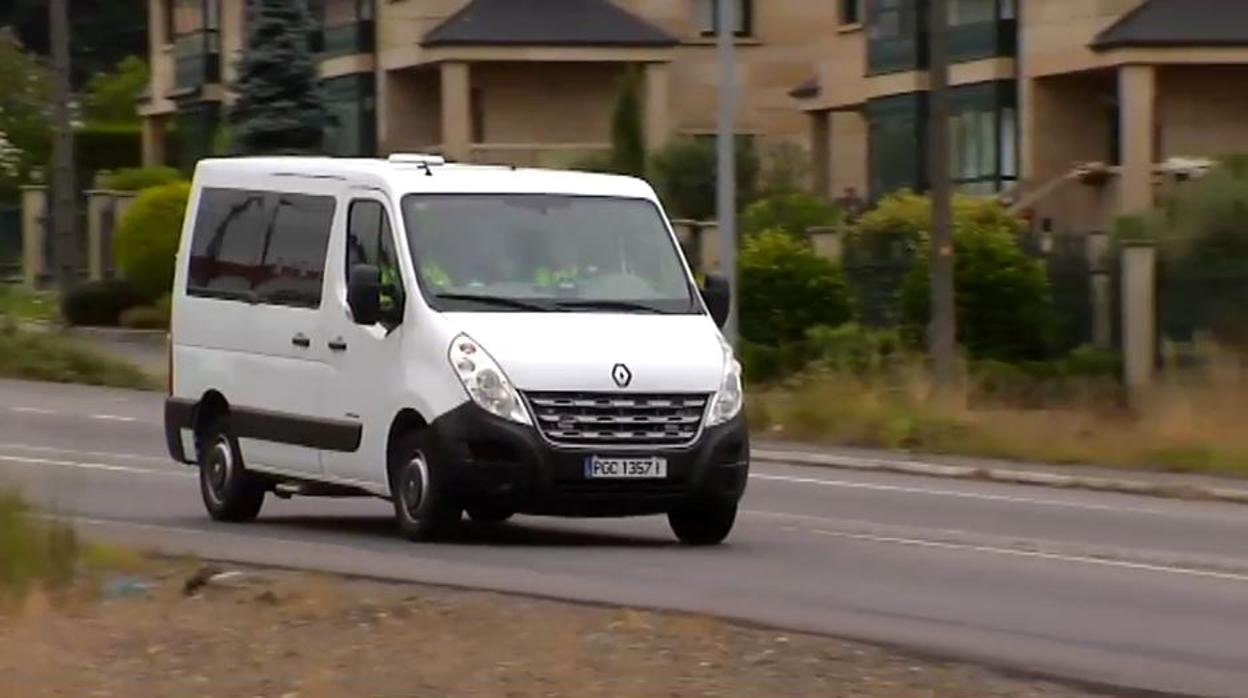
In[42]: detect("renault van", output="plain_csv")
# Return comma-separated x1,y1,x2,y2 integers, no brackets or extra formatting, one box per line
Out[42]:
164,155,748,544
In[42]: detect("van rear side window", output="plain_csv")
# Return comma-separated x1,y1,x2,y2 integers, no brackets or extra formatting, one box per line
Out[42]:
187,188,336,308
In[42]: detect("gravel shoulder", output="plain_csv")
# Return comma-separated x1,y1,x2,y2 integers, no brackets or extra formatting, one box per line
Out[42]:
0,559,1119,698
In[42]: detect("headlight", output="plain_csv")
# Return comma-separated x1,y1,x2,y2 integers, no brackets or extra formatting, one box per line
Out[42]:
706,340,743,426
448,334,531,425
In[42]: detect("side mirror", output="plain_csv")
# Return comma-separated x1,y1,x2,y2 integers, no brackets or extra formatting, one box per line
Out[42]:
347,264,382,326
701,273,731,329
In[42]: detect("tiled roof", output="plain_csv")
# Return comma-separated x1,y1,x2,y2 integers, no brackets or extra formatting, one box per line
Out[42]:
1093,0,1248,50
423,0,679,48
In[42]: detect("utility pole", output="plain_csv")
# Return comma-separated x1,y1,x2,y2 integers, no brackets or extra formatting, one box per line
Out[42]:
716,0,739,346
927,0,957,385
50,0,77,293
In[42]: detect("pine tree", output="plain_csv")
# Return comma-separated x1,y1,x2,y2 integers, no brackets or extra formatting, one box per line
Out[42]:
229,0,327,155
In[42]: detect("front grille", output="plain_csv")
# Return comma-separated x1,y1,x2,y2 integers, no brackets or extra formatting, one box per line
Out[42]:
525,392,711,448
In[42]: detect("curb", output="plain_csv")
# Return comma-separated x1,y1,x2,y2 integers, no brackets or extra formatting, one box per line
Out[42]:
752,448,1248,505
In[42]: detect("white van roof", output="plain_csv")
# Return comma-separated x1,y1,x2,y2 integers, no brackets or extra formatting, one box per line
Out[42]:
190,154,659,201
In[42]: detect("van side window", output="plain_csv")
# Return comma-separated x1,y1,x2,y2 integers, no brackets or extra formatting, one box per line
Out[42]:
347,199,404,313
187,187,336,309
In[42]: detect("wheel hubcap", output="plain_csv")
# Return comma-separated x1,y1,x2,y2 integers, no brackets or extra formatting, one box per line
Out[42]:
204,438,232,504
402,454,430,520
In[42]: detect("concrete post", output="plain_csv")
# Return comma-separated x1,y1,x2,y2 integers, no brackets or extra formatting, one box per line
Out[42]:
810,111,831,199
1087,231,1112,349
142,115,168,166
85,190,112,281
808,226,843,262
1118,65,1156,215
1122,243,1157,397
643,62,673,152
19,185,47,289
440,62,472,162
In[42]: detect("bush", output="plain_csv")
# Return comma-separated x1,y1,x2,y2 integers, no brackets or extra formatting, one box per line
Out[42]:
756,141,812,197
61,279,145,327
98,166,182,191
741,191,841,240
114,181,190,301
649,137,758,220
903,201,1058,359
739,229,854,347
805,323,907,374
0,488,78,600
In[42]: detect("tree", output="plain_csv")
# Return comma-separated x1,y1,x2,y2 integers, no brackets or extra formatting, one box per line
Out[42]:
2,0,146,89
0,29,52,197
84,56,148,126
608,68,646,177
229,0,328,155
650,137,759,220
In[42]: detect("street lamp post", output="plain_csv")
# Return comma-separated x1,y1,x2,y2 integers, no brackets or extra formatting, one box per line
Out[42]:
50,0,77,293
716,0,739,346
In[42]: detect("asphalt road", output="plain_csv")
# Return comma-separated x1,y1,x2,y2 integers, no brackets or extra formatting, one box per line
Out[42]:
3,379,1248,697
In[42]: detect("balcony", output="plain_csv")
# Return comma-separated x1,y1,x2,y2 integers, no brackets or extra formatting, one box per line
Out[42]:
949,18,1017,62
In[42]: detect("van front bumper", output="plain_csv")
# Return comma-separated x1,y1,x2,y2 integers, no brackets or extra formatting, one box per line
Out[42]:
425,403,749,517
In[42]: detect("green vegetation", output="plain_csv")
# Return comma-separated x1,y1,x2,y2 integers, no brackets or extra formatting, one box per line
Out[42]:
83,56,148,126
0,286,58,323
230,0,328,154
0,29,53,198
650,137,759,220
60,279,145,327
0,488,77,602
98,166,183,192
608,68,646,177
113,181,190,301
741,191,841,240
0,320,155,389
739,230,853,348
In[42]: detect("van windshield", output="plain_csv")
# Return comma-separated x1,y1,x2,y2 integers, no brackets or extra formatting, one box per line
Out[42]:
400,194,700,314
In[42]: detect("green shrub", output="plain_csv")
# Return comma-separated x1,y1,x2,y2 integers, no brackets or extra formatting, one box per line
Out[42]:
609,68,645,177
649,137,758,220
899,203,1056,362
119,305,169,330
114,181,190,301
98,166,183,191
805,323,907,374
741,191,841,240
61,279,145,327
739,229,854,347
756,141,812,197
0,488,78,599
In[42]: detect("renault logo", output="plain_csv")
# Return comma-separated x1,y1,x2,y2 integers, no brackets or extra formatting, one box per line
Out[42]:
612,363,632,388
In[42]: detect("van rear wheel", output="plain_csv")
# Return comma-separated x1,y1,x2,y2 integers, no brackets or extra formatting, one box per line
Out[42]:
197,417,266,522
668,497,737,546
391,431,461,542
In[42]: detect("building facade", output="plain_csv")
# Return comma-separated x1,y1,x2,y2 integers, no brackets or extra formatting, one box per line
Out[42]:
142,0,835,172
796,0,1248,233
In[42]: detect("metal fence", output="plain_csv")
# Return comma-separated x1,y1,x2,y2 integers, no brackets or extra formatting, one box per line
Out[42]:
1158,257,1248,351
0,204,20,282
842,237,914,328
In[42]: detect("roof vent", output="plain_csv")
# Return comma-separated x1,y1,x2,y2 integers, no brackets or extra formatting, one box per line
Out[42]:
388,153,447,166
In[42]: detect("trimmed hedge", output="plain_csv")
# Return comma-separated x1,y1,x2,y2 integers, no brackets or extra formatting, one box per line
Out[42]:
61,279,145,327
113,181,191,301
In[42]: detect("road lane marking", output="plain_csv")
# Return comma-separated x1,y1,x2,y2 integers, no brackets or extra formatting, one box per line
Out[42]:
89,414,138,423
810,528,1248,583
749,472,1180,515
10,406,58,415
0,442,170,463
0,453,191,478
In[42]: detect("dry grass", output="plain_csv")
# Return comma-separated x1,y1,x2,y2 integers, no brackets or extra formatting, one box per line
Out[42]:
750,348,1248,477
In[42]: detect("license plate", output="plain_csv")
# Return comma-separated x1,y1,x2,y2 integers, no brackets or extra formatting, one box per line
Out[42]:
584,456,668,479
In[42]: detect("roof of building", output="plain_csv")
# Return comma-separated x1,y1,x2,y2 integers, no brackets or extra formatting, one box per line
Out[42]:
1092,0,1248,50
422,0,679,48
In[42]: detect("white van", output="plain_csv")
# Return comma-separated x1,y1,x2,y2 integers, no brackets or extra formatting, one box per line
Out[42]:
164,155,748,544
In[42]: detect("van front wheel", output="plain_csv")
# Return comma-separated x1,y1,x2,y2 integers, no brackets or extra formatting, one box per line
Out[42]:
668,497,737,546
391,431,461,542
197,418,266,523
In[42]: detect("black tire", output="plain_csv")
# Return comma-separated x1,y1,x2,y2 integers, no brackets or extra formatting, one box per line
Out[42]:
197,416,266,523
668,497,738,546
465,503,515,525
390,430,461,542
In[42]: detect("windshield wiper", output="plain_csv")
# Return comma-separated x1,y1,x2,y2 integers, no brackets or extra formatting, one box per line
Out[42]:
554,300,666,314
434,293,553,312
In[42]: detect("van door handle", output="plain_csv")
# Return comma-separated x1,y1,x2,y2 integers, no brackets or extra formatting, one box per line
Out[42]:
291,333,311,348
328,338,348,352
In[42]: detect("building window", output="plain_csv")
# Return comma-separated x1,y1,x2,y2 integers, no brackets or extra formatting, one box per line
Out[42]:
867,0,923,75
947,0,1018,62
324,74,377,157
867,92,926,198
948,81,1018,194
313,0,376,57
841,0,863,25
695,0,752,37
